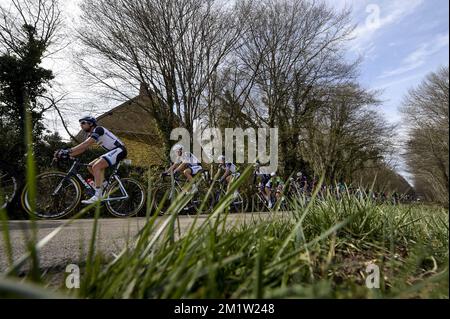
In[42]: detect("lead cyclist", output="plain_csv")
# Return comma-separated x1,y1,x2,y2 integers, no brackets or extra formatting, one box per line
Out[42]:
54,115,128,204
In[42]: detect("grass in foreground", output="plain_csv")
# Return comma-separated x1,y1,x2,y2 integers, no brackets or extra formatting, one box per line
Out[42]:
0,168,448,299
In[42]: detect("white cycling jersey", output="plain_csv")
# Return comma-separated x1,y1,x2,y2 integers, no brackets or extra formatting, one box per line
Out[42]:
175,152,202,175
90,126,125,151
220,162,237,174
175,152,201,166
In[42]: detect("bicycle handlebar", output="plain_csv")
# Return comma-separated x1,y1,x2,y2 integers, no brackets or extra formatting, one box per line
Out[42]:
161,173,181,182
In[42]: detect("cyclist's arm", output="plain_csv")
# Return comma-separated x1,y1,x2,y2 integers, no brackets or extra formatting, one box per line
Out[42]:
173,154,195,174
166,162,180,174
221,168,231,181
174,162,187,174
68,138,96,157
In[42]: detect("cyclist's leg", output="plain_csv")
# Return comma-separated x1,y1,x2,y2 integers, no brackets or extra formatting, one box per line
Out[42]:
275,190,282,201
265,180,275,207
101,147,126,174
229,174,241,199
87,159,96,176
264,185,271,200
92,158,109,194
185,165,202,193
226,175,232,188
183,167,193,182
178,165,191,193
84,148,125,203
185,165,204,180
88,157,107,183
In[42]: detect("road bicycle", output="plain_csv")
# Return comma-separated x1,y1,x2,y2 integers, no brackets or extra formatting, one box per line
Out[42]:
249,171,276,212
21,158,146,219
250,170,290,212
151,170,211,215
209,176,248,213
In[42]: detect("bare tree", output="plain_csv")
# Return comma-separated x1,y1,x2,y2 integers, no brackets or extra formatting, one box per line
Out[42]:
75,0,395,179
206,0,359,173
300,84,395,183
401,66,449,205
76,0,249,154
0,0,63,56
352,161,414,195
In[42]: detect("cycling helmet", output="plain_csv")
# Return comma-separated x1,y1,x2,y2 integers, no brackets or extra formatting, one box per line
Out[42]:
271,172,277,177
79,115,97,126
218,155,226,162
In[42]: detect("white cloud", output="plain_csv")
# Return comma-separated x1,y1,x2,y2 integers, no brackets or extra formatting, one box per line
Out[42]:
351,0,424,52
374,73,424,90
324,0,368,12
379,33,449,78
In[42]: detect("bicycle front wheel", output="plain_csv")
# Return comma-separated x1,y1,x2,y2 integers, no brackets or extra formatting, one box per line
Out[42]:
105,178,146,217
251,193,270,212
21,172,81,219
230,192,248,214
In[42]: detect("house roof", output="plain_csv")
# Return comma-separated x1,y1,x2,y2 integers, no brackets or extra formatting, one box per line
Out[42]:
76,94,163,146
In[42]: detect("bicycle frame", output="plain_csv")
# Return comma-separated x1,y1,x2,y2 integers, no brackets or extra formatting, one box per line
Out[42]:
166,176,184,200
212,182,228,203
102,174,130,202
52,159,129,203
162,171,210,211
250,183,270,211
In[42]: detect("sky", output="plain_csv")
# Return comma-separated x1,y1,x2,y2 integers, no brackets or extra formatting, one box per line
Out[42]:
326,0,449,124
1,0,449,183
324,0,449,182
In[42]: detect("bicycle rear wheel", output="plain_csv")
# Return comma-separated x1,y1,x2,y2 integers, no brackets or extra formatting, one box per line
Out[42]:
21,172,81,219
1,167,18,210
105,178,145,217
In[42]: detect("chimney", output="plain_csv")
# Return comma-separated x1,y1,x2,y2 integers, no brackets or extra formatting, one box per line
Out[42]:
139,82,149,97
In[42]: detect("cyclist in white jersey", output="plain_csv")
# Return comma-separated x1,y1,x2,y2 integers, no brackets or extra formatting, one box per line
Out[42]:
55,116,127,204
218,155,240,185
164,144,203,193
217,155,240,197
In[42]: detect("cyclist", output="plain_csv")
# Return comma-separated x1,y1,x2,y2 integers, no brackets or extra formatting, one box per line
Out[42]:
336,182,346,197
266,172,285,208
217,155,240,184
253,161,271,205
164,144,203,194
217,155,240,196
55,116,127,204
295,171,308,193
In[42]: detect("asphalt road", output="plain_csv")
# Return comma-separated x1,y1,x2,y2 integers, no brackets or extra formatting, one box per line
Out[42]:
0,213,289,274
